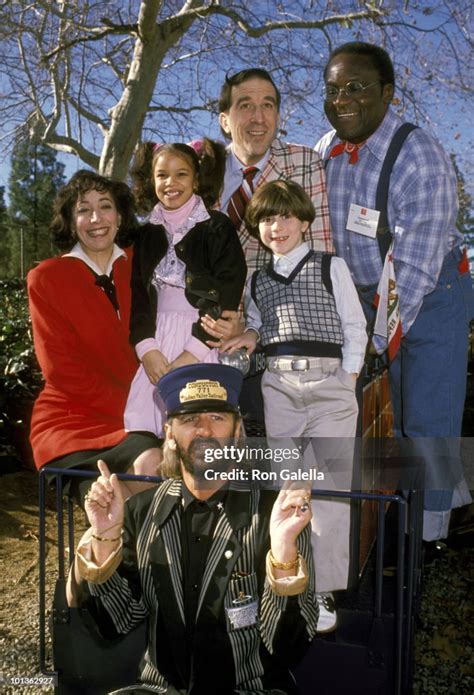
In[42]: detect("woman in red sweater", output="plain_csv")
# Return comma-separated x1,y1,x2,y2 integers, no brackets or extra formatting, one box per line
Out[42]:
27,170,161,503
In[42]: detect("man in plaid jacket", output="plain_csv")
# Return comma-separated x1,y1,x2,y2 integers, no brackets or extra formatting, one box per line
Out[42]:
201,68,333,343
218,68,333,276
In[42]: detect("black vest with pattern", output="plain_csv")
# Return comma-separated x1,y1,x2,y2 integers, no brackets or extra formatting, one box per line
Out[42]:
251,250,344,357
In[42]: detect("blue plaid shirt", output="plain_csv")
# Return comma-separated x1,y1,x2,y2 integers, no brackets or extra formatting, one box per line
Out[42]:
315,109,462,334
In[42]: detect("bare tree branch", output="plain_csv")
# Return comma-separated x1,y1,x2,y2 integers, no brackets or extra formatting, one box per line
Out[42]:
66,96,109,132
148,104,213,113
45,134,100,170
175,4,385,36
43,24,137,62
0,0,471,180
41,4,385,62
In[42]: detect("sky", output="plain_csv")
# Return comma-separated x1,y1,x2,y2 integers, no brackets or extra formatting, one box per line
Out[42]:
0,75,471,203
0,2,472,203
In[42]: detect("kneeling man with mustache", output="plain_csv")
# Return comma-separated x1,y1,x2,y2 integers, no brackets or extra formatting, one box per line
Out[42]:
67,363,318,695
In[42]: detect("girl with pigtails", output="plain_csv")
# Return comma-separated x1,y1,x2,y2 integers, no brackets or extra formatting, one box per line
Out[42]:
124,138,246,436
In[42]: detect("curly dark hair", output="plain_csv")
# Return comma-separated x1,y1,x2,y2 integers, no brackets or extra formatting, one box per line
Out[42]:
50,170,139,251
130,138,226,216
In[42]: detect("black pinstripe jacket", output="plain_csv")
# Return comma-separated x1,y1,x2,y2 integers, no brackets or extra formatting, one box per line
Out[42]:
86,479,318,694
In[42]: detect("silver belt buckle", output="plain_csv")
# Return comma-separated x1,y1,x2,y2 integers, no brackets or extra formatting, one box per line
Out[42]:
291,358,310,371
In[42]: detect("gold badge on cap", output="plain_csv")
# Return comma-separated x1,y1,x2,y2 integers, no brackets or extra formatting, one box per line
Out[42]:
179,379,227,403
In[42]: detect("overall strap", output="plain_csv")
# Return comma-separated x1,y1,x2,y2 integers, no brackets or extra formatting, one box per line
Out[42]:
375,123,418,262
323,132,337,169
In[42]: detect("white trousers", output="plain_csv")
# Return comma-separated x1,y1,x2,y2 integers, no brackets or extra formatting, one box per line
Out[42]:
262,357,358,592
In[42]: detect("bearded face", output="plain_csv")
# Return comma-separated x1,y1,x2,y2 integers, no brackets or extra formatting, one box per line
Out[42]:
175,436,236,478
165,412,241,484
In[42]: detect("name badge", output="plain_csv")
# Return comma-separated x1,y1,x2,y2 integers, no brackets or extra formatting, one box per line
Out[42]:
346,204,380,238
226,592,258,629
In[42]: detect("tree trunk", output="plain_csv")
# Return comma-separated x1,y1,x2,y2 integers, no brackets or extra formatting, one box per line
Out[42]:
99,0,200,179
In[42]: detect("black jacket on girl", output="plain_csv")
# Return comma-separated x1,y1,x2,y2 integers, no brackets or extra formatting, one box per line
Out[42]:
130,211,247,347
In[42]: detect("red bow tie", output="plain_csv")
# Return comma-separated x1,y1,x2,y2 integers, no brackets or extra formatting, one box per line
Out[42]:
328,140,365,165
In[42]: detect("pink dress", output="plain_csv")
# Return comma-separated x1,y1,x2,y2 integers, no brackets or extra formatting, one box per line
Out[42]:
124,196,218,436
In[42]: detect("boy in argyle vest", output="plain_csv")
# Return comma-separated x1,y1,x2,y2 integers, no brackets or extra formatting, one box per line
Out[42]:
221,179,367,632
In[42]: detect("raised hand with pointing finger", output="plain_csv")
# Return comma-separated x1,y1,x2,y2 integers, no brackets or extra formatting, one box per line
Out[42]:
85,460,125,564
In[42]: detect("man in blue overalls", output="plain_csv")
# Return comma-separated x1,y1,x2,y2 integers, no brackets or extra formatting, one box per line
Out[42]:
315,41,473,541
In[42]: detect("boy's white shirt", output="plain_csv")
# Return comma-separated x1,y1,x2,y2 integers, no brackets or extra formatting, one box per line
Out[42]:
244,241,367,374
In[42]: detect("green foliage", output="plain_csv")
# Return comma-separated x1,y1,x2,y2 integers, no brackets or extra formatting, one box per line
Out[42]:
450,155,473,234
6,135,66,279
450,155,474,259
0,187,13,280
0,280,43,466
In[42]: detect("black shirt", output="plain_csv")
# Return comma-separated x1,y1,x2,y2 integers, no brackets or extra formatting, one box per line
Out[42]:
181,485,227,682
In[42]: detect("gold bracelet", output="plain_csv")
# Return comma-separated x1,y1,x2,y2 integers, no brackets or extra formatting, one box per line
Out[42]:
91,531,123,542
269,549,299,570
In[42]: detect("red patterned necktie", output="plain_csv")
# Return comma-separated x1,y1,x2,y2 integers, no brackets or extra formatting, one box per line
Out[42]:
328,140,364,165
226,166,259,229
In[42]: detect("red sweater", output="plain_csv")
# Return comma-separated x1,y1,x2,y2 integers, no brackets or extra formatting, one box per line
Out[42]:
27,250,138,469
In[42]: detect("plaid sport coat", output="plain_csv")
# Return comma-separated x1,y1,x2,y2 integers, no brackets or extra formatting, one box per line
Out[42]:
219,139,333,277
